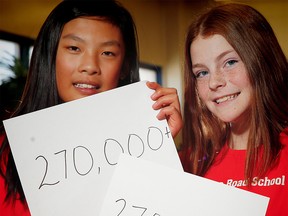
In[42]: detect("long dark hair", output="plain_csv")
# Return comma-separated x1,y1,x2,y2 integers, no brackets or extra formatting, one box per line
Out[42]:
0,0,139,204
181,3,288,182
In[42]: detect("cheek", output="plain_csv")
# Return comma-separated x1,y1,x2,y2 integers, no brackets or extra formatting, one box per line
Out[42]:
105,71,121,88
55,56,74,96
229,67,250,87
56,53,71,74
102,60,123,86
56,53,75,80
196,82,209,102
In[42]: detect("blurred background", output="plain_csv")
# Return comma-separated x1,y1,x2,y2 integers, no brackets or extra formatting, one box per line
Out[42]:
0,0,288,144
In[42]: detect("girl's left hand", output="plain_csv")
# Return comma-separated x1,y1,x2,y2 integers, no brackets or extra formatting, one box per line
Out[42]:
146,81,182,138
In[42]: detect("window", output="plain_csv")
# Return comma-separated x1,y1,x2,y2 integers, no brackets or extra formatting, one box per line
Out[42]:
0,39,20,85
139,63,162,84
0,31,34,85
0,31,34,120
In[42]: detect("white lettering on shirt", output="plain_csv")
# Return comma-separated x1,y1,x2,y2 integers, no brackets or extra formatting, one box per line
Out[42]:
226,175,285,187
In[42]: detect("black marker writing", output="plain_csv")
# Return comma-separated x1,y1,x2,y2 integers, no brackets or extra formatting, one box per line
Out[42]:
35,125,169,189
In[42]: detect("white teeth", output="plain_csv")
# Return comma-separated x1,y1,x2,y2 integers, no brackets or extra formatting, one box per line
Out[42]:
74,83,96,89
215,94,238,104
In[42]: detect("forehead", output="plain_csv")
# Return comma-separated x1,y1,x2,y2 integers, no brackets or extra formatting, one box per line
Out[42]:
191,34,232,50
190,34,234,60
61,17,124,43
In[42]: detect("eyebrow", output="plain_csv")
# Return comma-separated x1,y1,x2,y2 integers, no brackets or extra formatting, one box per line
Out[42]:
101,40,122,48
216,49,234,62
62,34,84,42
61,34,122,47
192,49,235,69
192,63,205,70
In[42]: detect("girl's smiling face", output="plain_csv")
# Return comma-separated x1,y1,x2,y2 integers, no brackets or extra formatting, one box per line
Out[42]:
190,34,253,124
56,17,125,102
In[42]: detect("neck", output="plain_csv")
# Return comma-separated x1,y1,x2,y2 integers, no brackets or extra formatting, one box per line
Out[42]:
229,120,250,150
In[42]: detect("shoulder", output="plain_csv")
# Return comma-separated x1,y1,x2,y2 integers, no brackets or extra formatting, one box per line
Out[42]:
0,132,6,155
280,127,288,145
279,128,288,160
0,132,7,170
0,132,6,158
0,133,4,144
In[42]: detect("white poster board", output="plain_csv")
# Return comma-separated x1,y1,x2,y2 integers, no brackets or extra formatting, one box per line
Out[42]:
3,81,182,216
100,154,269,216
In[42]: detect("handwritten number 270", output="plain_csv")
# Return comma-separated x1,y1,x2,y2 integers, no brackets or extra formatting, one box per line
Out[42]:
36,146,93,189
116,199,160,216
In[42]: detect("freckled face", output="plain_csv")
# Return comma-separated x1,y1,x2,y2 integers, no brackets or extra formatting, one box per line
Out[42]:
190,34,253,124
56,17,125,102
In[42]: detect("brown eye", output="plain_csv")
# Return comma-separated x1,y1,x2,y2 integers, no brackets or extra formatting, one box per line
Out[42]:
102,51,115,56
68,46,80,52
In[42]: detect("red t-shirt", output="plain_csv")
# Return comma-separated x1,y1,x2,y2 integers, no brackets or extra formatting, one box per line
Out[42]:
205,129,288,216
0,134,31,216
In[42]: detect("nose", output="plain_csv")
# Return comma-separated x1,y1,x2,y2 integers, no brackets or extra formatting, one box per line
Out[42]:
208,71,226,90
78,52,100,75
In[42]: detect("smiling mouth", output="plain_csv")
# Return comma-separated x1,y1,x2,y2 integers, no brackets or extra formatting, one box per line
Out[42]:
215,93,240,104
74,83,100,89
